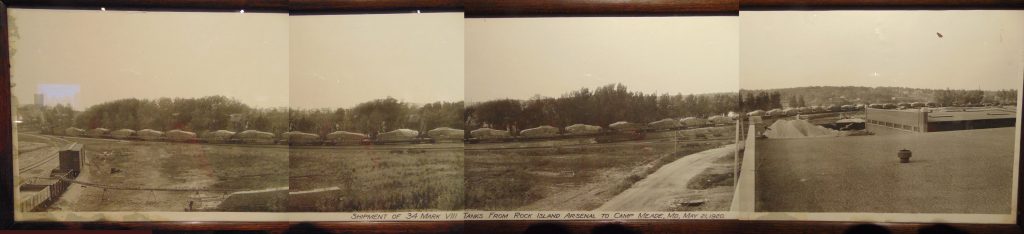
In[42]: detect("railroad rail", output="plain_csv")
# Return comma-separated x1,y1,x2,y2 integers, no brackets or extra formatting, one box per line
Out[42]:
34,175,248,193
18,134,74,174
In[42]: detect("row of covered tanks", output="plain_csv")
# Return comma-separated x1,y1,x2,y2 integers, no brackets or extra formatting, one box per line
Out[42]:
744,102,941,117
467,115,735,142
55,115,735,145
57,126,467,145
753,102,955,118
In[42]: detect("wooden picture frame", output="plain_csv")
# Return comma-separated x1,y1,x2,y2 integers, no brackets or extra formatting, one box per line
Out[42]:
1,0,1022,233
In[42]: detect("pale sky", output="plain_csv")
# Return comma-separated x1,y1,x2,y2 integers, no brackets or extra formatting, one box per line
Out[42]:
465,17,739,102
741,10,1024,90
290,13,464,109
9,8,290,110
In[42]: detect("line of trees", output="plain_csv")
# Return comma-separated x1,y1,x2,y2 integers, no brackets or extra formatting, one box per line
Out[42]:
465,83,739,132
738,90,783,112
21,96,464,136
746,86,1018,108
17,86,1017,136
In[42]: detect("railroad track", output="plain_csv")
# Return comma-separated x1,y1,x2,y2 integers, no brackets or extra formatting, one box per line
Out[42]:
36,174,249,193
465,136,735,151
18,134,74,174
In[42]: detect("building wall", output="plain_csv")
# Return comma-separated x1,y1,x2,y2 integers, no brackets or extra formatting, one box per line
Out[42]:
864,108,929,132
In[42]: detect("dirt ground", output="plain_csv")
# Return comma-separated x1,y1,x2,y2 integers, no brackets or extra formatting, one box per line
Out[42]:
596,144,737,211
465,127,735,211
764,119,845,139
288,144,464,212
46,137,289,212
16,134,67,179
755,127,1015,214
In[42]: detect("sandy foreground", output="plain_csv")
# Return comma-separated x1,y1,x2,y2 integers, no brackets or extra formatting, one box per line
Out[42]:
596,144,736,211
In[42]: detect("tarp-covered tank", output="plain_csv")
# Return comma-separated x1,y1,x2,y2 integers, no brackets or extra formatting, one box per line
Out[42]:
202,130,237,143
708,115,734,125
427,127,464,141
747,110,765,117
766,109,783,117
565,124,601,135
378,129,419,142
470,128,511,140
65,127,86,137
783,108,798,116
680,117,709,128
519,125,559,138
238,130,275,144
648,118,681,130
138,129,164,141
88,128,110,138
166,129,197,142
111,129,136,139
281,131,320,145
609,121,645,132
325,131,369,145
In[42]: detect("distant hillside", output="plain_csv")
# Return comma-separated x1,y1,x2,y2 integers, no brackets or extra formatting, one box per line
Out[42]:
742,86,1016,108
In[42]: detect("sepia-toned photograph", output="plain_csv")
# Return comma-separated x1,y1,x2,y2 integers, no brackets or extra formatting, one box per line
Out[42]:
10,9,291,216
740,10,1023,222
464,16,740,212
287,12,465,214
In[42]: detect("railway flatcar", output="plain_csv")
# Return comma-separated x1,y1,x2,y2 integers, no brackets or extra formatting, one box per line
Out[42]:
64,127,86,137
166,129,198,142
88,128,110,138
325,131,369,145
111,129,136,139
137,129,164,141
376,129,423,144
680,117,709,128
281,131,321,145
708,115,733,126
238,130,275,144
766,109,783,117
468,128,512,143
565,124,601,135
519,125,560,138
609,121,646,132
427,127,464,142
202,130,236,143
782,108,798,116
648,118,681,130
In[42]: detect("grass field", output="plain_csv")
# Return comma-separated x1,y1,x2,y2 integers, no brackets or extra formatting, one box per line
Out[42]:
289,145,464,212
755,127,1015,214
48,138,289,212
465,130,734,211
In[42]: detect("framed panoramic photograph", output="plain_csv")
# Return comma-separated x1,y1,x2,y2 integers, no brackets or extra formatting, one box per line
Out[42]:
2,0,1024,233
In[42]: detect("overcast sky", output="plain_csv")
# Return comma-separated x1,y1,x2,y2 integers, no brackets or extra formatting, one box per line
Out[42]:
9,8,289,110
465,17,739,102
290,13,464,109
741,10,1024,90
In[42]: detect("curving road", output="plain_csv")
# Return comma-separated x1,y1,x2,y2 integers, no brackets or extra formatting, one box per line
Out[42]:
595,144,736,211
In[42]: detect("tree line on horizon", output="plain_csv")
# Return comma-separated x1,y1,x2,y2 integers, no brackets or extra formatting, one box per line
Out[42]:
18,96,464,137
465,83,740,132
741,86,1017,110
17,85,1019,136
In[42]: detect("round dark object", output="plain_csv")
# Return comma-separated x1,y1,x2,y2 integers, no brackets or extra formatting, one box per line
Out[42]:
898,149,912,163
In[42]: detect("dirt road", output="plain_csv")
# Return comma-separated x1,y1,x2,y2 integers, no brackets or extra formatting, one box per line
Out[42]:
595,144,736,211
